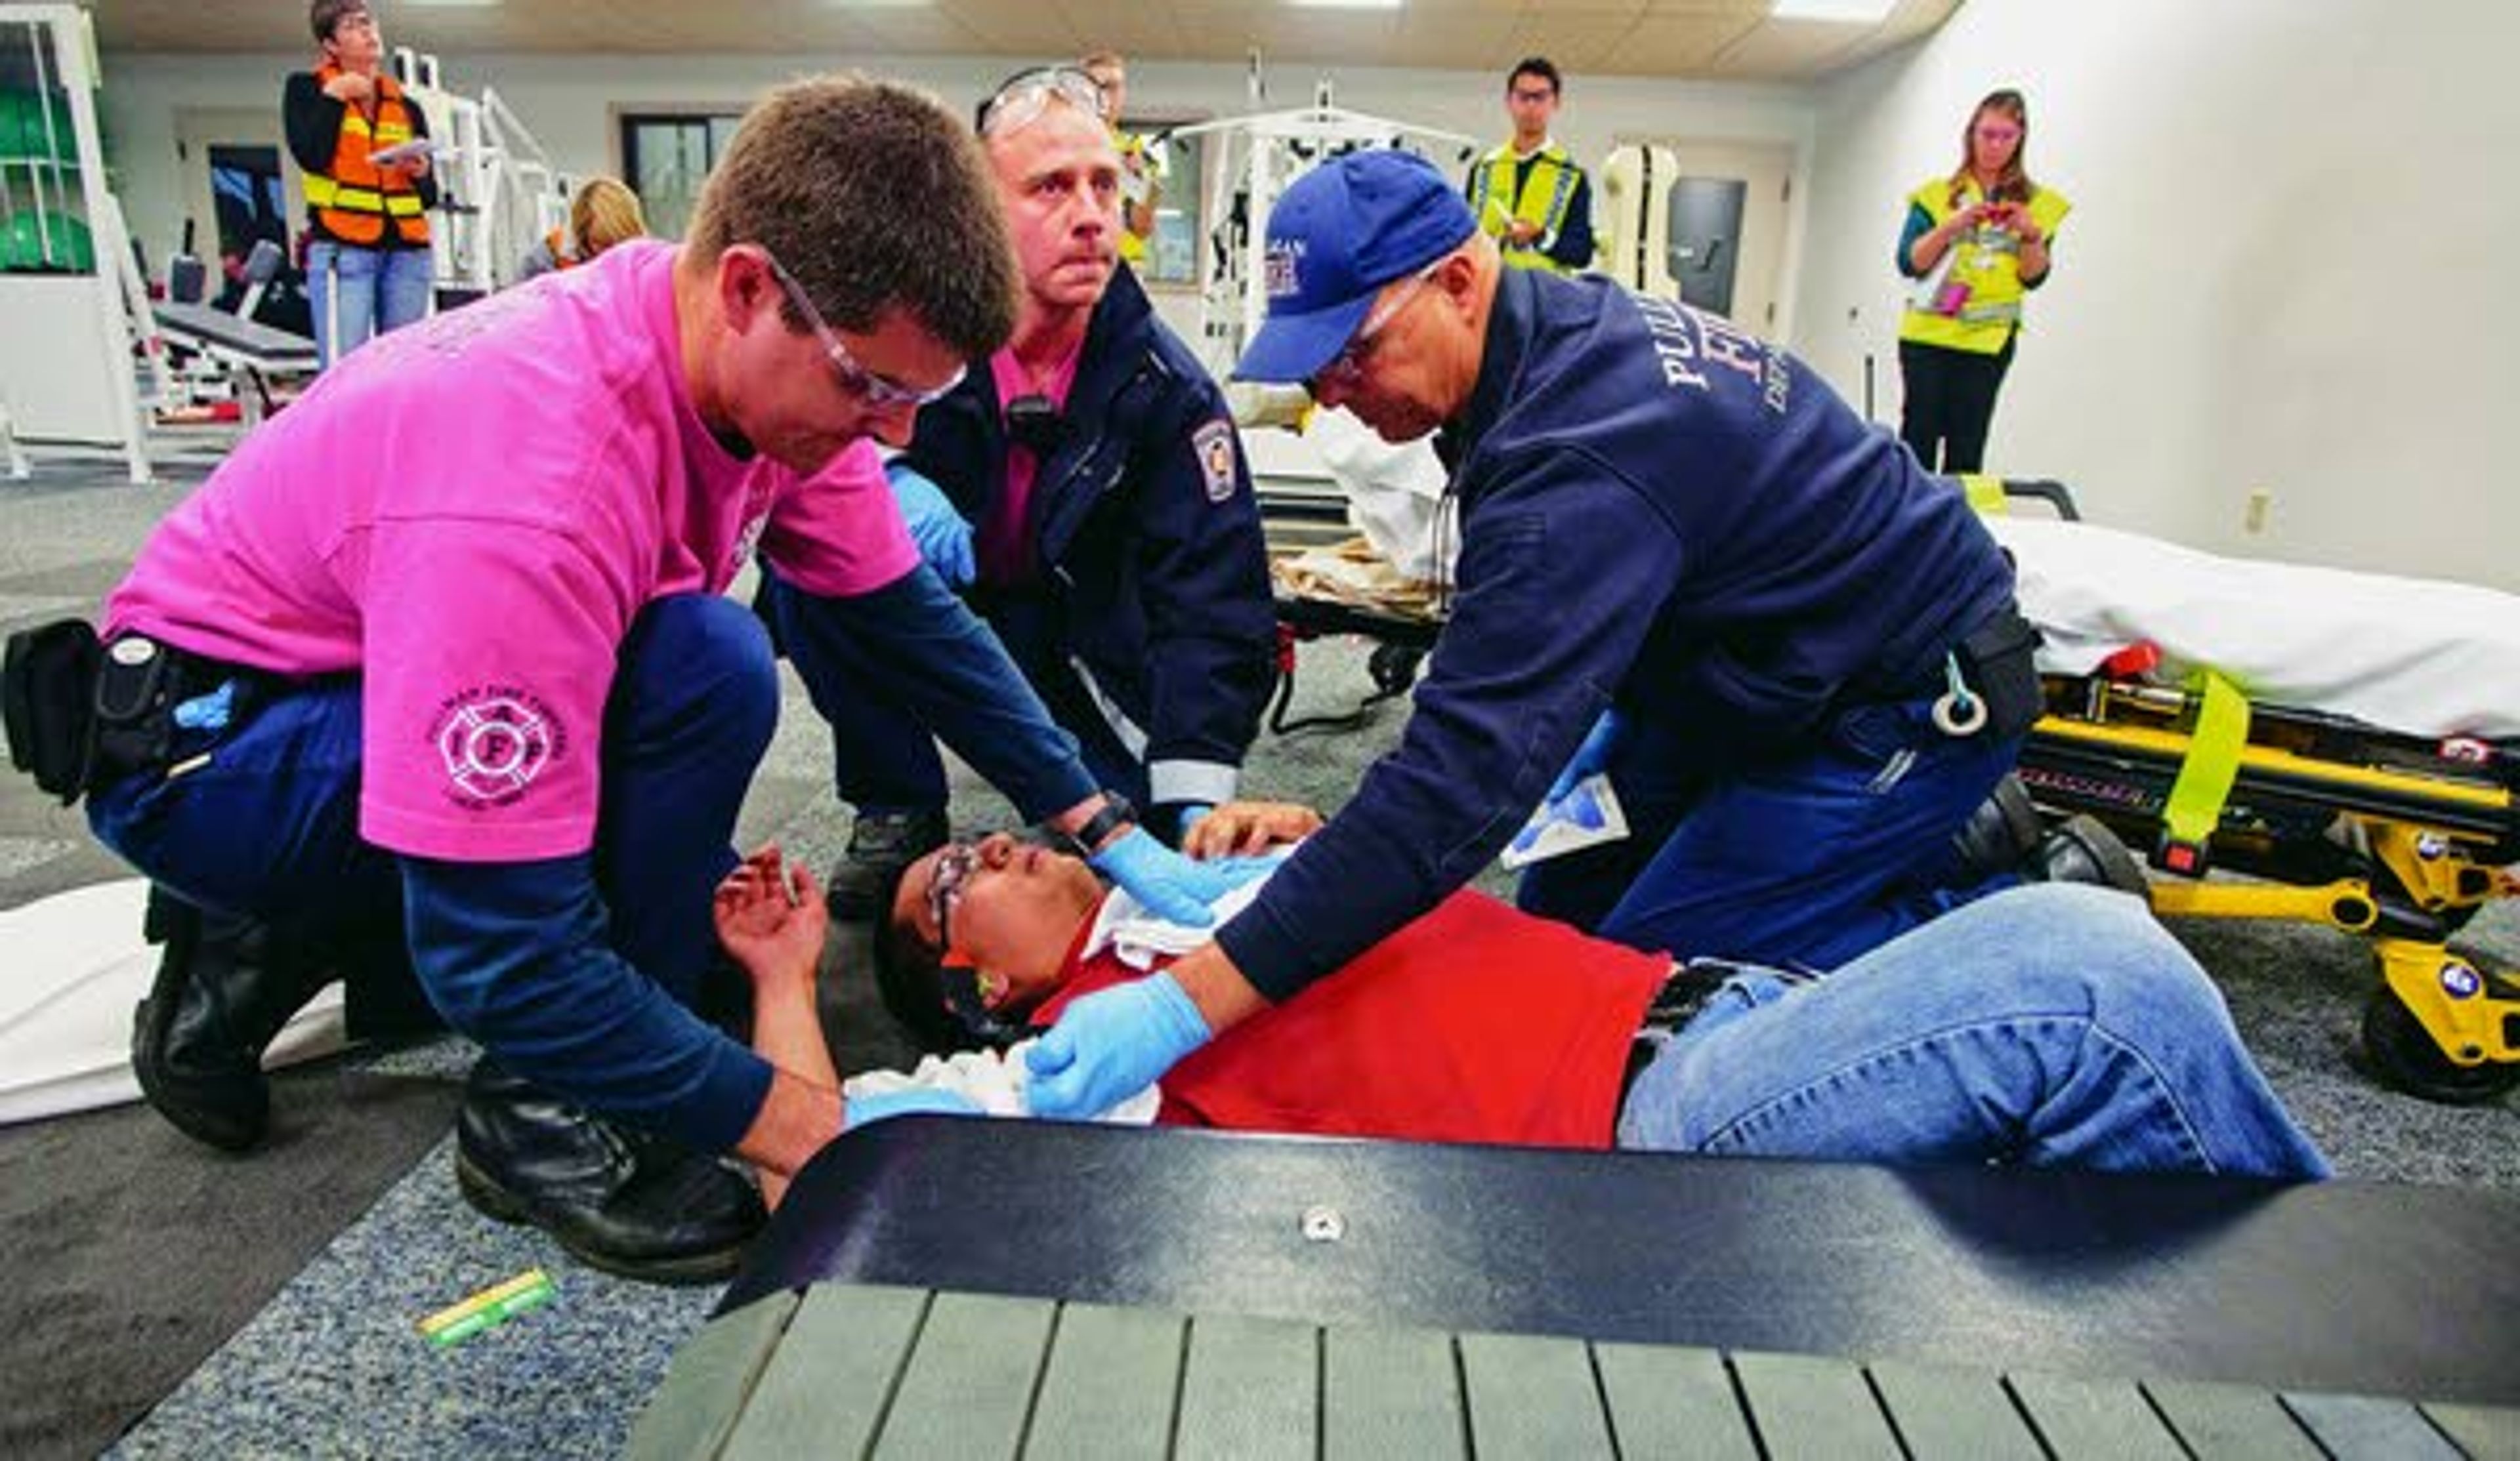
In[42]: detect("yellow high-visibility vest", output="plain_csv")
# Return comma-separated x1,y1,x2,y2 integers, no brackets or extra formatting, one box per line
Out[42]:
1114,129,1155,266
1898,176,2068,355
1469,142,1580,274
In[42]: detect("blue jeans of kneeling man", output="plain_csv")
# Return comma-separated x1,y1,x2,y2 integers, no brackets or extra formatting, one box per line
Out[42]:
1615,882,2331,1180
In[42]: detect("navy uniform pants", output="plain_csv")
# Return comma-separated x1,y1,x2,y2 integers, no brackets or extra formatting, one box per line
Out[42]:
1518,689,2023,970
85,594,777,1015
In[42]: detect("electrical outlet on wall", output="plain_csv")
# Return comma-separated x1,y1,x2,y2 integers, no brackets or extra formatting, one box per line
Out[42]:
2244,487,2274,535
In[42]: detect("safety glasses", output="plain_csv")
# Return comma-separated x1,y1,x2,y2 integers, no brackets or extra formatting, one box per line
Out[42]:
980,66,1106,138
757,246,965,409
927,842,978,958
1311,259,1446,393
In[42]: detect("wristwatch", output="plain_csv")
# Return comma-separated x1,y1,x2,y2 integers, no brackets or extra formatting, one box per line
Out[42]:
1059,792,1137,858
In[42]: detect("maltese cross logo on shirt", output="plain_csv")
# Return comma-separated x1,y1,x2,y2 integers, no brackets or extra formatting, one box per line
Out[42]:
434,690,557,806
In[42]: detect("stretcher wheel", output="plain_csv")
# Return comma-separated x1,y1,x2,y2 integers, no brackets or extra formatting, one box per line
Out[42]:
2360,985,2520,1106
1367,644,1423,697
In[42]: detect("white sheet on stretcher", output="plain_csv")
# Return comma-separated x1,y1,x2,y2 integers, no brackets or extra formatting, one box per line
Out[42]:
1987,517,2520,741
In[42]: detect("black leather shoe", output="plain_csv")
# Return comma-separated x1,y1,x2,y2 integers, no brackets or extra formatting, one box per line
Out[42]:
2034,815,2152,901
129,888,332,1152
826,808,950,922
453,1060,765,1285
1949,773,2045,882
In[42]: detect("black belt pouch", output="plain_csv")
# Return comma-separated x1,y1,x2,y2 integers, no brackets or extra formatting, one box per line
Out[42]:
3,619,103,803
1958,607,2046,738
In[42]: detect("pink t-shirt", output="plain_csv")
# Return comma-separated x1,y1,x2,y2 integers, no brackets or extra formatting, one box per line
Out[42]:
105,239,919,863
974,336,1085,586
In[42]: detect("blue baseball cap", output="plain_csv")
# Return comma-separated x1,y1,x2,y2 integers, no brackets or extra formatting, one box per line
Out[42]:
1234,149,1479,384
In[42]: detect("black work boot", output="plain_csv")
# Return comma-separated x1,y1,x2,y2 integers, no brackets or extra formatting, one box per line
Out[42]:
825,808,950,922
2034,815,2152,901
453,1060,766,1285
129,887,334,1152
1949,773,2046,882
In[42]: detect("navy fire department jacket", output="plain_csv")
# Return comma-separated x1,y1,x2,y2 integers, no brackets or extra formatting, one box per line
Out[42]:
899,267,1274,812
1219,267,2016,1001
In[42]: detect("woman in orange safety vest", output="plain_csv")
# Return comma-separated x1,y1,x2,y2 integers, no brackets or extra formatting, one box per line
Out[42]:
283,0,438,369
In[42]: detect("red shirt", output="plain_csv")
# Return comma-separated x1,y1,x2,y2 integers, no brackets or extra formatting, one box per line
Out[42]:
1036,890,1670,1149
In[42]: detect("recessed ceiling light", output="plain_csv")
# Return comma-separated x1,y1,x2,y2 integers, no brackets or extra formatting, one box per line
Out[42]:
1770,0,1898,20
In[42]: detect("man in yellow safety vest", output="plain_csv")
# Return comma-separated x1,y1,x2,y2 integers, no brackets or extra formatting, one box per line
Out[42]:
1464,57,1594,275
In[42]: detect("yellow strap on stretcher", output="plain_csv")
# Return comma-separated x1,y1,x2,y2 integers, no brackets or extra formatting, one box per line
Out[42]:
1956,473,2009,516
2158,669,2250,875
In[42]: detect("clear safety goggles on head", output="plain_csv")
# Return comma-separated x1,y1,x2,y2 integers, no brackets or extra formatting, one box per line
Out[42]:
980,66,1106,138
925,844,1028,1047
757,246,965,409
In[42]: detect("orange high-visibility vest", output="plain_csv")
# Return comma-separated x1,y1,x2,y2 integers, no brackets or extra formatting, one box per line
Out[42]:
302,65,430,247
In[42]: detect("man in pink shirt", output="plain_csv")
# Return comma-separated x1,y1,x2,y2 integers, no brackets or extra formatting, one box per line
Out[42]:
32,77,1247,1284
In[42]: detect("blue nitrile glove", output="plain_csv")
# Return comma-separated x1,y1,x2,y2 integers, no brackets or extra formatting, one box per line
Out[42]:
1546,708,1626,806
1024,971,1210,1119
886,461,975,588
1188,852,1290,884
844,1087,984,1132
1089,827,1265,927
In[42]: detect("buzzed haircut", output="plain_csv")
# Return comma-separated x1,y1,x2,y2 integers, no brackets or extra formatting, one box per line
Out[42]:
686,73,1019,361
1508,57,1563,96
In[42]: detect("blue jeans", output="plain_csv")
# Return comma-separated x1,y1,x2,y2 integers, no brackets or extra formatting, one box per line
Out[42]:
306,239,432,370
1615,883,2331,1179
86,595,777,1008
1519,692,2021,969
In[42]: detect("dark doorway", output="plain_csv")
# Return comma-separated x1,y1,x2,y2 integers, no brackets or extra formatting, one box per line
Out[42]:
206,142,308,334
1668,177,1746,317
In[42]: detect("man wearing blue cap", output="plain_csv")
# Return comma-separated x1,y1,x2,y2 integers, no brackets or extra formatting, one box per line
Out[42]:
1018,148,2067,1121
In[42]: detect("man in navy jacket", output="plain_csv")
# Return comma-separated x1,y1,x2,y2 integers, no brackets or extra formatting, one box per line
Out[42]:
1016,148,2054,1122
770,66,1274,915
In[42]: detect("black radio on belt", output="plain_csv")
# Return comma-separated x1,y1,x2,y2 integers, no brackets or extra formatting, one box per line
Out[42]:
91,634,186,783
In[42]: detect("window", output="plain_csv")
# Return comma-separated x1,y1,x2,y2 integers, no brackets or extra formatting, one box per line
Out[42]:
619,112,744,241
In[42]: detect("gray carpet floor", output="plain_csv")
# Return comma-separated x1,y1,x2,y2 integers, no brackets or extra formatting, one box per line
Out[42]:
1,443,2512,1456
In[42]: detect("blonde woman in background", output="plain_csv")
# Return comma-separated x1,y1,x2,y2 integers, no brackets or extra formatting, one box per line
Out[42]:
519,176,650,280
1895,89,2070,474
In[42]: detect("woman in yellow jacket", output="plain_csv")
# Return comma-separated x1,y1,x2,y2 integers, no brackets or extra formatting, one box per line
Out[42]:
1895,89,2068,474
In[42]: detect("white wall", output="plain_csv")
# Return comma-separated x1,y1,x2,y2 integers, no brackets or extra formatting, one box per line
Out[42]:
1794,0,2520,588
97,48,1814,278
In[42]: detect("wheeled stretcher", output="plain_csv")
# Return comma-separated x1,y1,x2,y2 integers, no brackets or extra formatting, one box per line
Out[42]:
1260,476,2520,1103
1981,495,2520,1105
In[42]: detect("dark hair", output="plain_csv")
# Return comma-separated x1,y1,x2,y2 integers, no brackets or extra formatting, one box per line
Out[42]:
1950,88,2036,206
1507,58,1563,98
686,74,1018,361
869,860,979,1056
309,0,368,45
